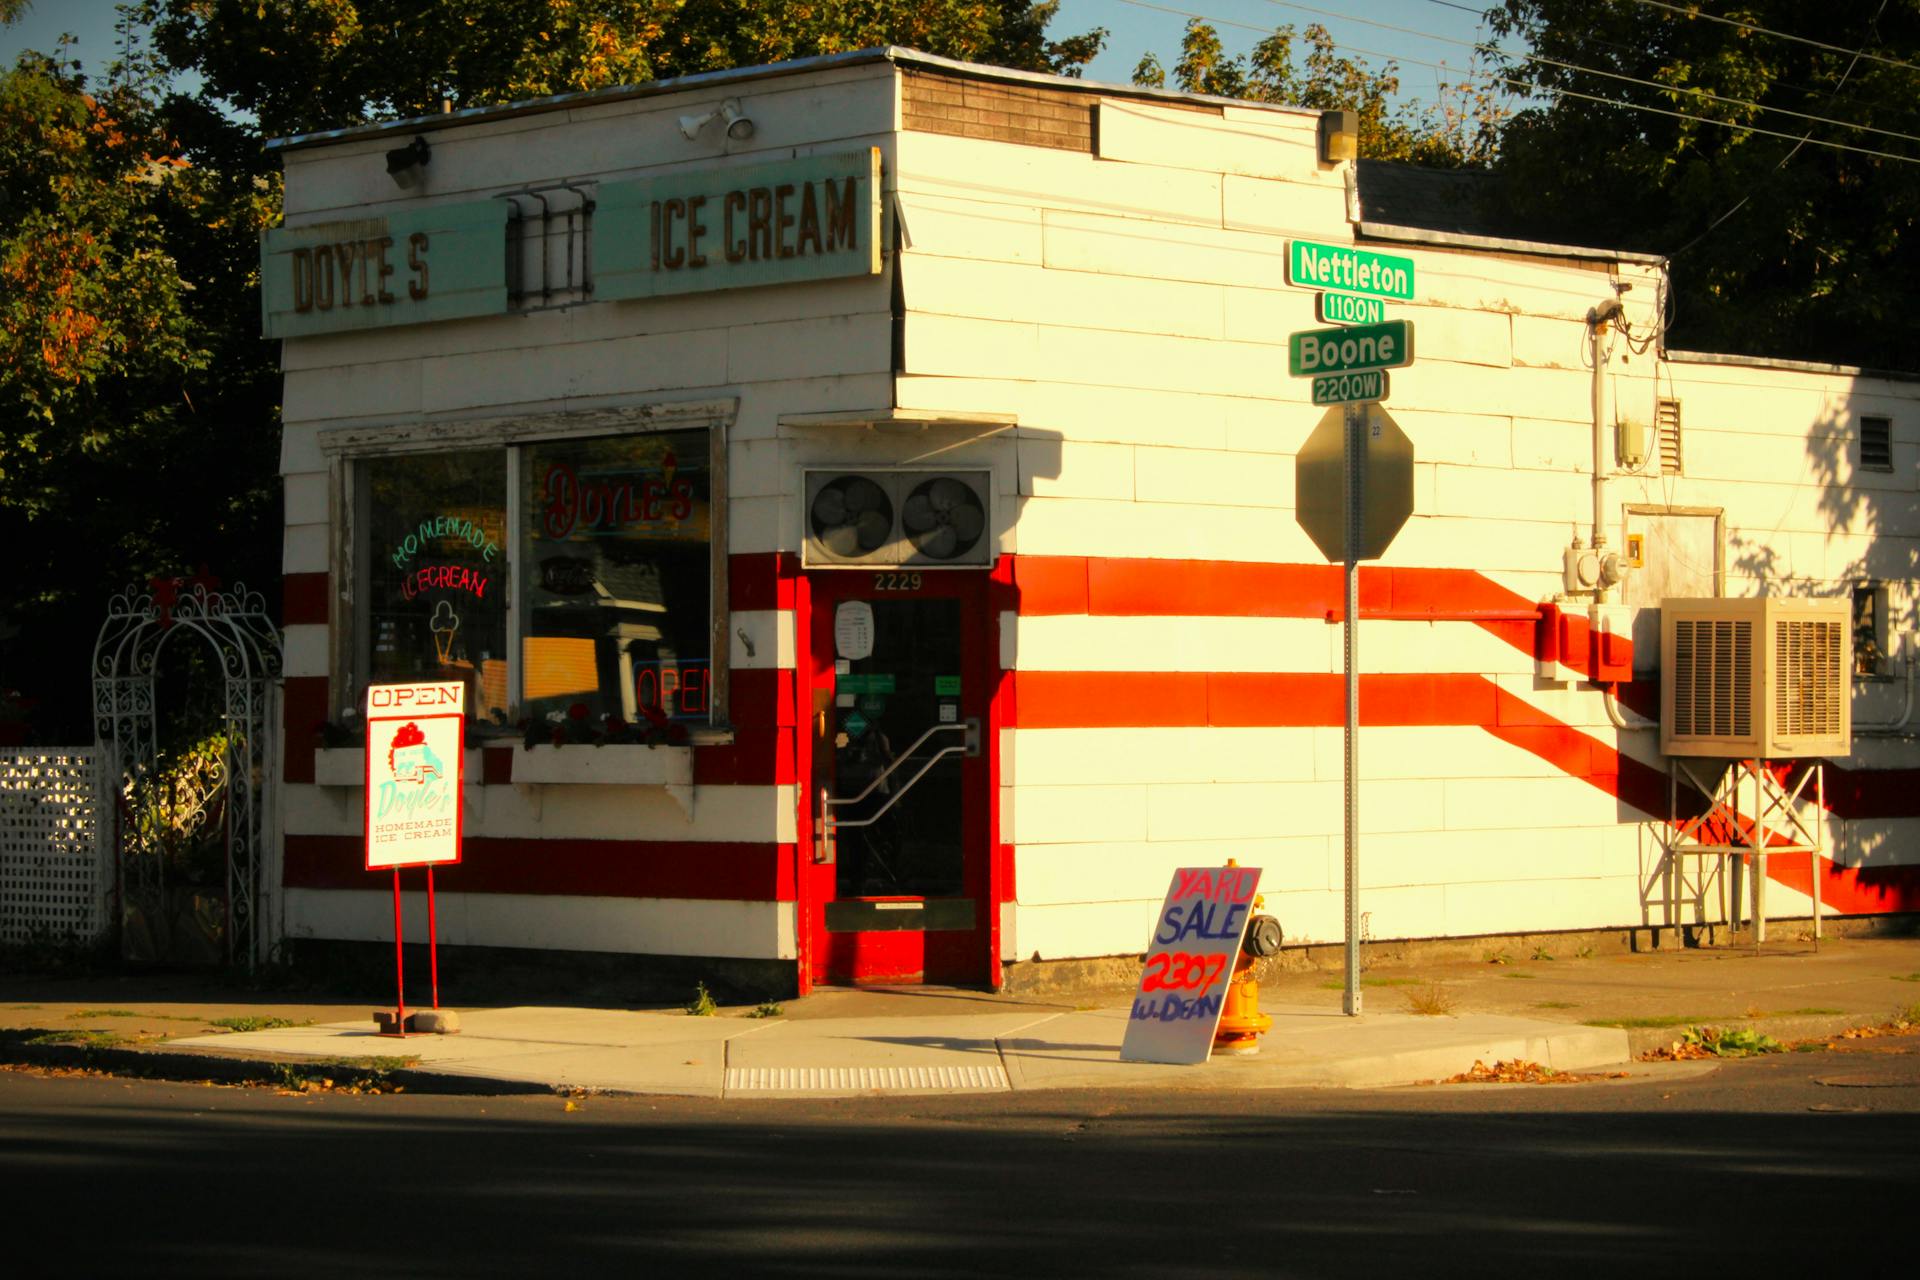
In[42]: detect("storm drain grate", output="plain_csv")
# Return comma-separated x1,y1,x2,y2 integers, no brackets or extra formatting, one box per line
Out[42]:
725,1064,1010,1094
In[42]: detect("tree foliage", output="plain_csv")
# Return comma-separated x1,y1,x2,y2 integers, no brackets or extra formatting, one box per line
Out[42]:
145,0,1106,140
0,31,280,737
1486,0,1920,367
1133,19,1504,168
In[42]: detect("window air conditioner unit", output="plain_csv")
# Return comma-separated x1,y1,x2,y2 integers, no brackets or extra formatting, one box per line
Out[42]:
1660,596,1851,758
802,469,995,568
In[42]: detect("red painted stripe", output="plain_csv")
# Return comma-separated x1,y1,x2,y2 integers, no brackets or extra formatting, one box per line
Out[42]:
285,834,797,900
728,551,798,611
283,572,328,627
693,726,797,786
282,676,329,785
1004,554,1630,678
730,667,796,729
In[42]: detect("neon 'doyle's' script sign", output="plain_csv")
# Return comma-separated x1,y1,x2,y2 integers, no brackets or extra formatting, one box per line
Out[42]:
1120,865,1262,1065
596,149,882,301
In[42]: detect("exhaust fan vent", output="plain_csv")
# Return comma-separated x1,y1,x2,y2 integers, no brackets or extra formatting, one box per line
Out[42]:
803,470,994,567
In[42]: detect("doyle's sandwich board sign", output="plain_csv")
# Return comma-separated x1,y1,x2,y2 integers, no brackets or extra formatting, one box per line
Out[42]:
1120,865,1262,1065
365,681,466,869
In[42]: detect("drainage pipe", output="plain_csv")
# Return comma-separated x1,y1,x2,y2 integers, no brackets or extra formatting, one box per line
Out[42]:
1586,298,1624,601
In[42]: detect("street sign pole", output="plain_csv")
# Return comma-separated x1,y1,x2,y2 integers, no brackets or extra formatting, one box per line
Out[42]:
1342,405,1363,1018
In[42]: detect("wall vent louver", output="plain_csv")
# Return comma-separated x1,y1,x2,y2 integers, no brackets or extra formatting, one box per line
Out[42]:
1661,597,1851,758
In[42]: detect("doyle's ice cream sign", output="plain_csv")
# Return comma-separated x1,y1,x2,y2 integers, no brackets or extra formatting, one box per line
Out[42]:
260,150,880,338
261,203,509,339
364,681,465,870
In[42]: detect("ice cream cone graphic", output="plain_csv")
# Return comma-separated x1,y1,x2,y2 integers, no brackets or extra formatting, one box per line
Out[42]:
430,600,460,665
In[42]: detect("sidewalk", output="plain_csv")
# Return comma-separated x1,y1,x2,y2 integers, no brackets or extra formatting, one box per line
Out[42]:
5,933,1917,1099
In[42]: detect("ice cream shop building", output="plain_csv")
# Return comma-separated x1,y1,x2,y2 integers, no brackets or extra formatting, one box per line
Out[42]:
267,48,1920,993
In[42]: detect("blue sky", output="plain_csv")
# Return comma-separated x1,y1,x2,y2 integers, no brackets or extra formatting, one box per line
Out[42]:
3,0,1500,111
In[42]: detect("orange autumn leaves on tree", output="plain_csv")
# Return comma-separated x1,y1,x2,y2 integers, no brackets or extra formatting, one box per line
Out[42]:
0,53,201,493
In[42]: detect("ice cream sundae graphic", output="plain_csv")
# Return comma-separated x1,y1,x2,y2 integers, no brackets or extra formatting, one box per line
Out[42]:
387,721,445,785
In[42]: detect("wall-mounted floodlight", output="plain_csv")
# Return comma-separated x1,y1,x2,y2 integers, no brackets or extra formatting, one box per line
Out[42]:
1318,110,1358,165
386,135,431,189
678,98,755,143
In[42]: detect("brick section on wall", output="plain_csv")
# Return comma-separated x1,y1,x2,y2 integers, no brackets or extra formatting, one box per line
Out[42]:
902,68,1098,152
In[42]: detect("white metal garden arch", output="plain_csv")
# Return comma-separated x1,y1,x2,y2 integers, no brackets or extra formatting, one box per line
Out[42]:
92,581,282,968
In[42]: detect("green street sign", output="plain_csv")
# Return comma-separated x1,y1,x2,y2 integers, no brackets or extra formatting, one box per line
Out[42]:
1288,320,1414,378
1316,292,1384,325
1287,240,1416,301
1311,369,1389,406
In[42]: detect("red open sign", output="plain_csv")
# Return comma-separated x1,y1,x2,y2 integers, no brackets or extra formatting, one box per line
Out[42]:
635,660,709,720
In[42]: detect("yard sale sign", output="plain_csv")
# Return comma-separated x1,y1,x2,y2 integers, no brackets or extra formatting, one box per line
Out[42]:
1120,865,1261,1064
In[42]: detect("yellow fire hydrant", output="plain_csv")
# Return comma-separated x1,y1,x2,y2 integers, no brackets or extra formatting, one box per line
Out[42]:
1214,896,1284,1056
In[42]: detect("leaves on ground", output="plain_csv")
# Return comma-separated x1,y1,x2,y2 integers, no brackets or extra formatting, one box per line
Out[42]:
1436,1058,1628,1085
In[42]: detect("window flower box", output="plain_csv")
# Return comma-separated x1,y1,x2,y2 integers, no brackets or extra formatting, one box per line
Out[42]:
509,743,695,816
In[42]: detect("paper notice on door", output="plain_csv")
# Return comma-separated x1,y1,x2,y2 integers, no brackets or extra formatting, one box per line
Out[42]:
834,601,875,660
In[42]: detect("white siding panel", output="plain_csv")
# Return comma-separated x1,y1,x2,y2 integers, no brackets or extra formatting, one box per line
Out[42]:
1009,614,1332,673
282,624,329,680
1043,210,1290,291
729,609,795,670
1010,727,1319,786
281,780,795,842
1015,835,1333,905
284,471,330,525
904,254,1226,340
284,522,329,574
898,191,1043,264
1220,173,1352,236
728,313,892,384
901,314,1039,381
1132,446,1294,508
1019,440,1135,499
1007,785,1150,844
1097,100,1321,184
897,130,1223,226
285,888,793,958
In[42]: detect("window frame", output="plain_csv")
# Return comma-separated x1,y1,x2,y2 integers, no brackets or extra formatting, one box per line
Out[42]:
322,400,737,738
1853,580,1891,681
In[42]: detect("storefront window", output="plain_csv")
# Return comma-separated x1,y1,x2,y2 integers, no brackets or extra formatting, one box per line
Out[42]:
357,450,511,727
520,431,712,730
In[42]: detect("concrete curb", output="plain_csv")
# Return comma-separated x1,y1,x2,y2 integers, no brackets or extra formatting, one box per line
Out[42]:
1,1040,557,1097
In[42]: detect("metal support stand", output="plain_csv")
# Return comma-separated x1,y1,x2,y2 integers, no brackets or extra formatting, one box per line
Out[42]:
1664,758,1825,951
1342,404,1362,1017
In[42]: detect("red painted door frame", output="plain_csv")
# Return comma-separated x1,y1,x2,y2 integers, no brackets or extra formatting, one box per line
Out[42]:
798,566,999,988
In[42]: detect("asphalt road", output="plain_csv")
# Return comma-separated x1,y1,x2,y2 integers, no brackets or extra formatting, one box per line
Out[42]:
6,1037,1915,1277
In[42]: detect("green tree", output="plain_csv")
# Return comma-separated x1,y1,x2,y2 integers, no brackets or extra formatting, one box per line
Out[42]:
145,0,1106,140
1486,0,1920,366
1134,18,1502,167
0,29,280,738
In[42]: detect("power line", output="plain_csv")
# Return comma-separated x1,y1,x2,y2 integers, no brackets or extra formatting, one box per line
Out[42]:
1621,0,1920,74
1243,0,1920,145
1108,0,1920,164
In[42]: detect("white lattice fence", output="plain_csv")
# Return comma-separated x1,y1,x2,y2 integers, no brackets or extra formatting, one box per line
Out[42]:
0,749,106,946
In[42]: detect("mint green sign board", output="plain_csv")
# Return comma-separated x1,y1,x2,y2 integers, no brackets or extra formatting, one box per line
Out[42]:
1286,240,1416,301
838,673,896,695
261,200,509,339
598,149,882,301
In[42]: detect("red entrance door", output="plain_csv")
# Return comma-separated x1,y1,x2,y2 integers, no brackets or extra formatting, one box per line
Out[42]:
803,569,993,985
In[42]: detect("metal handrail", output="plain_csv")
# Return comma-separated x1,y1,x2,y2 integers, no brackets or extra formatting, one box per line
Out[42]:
828,743,967,831
823,722,966,810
